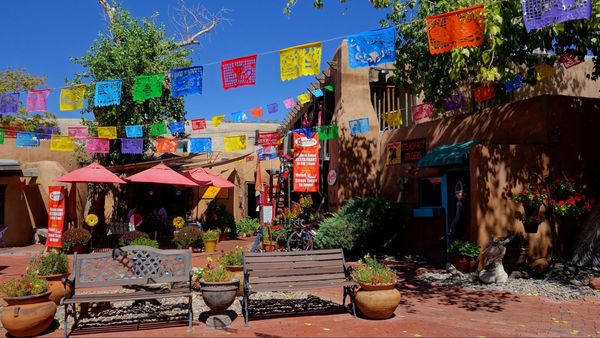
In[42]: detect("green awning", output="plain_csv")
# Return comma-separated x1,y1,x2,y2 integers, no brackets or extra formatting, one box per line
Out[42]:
417,141,479,168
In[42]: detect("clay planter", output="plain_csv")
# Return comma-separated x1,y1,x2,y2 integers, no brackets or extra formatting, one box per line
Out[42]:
450,255,478,273
0,291,57,337
70,245,85,254
355,283,401,320
225,266,244,297
199,279,240,328
204,239,217,253
40,273,72,305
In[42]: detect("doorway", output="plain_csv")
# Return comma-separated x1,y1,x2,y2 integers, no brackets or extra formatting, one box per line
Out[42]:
445,169,471,240
247,183,258,219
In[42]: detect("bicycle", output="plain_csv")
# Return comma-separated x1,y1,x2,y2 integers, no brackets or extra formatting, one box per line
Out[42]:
286,219,316,251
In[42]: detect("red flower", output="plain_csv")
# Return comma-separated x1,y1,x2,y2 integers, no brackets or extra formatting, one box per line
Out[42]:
567,200,575,205
558,201,565,206
550,199,556,204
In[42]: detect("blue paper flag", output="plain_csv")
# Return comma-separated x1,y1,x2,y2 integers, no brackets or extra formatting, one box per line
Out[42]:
121,138,143,154
349,117,370,135
311,89,324,97
232,112,247,123
294,128,316,138
170,66,203,98
168,121,185,134
267,103,278,114
504,73,523,93
16,132,40,147
94,79,122,107
125,125,143,138
36,126,58,140
0,92,19,114
189,138,212,153
347,26,396,69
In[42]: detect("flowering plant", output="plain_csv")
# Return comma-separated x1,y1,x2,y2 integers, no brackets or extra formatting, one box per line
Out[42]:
196,257,233,282
62,227,92,250
548,178,593,217
220,246,246,266
281,205,301,220
299,194,313,209
0,271,48,297
119,231,149,247
350,254,398,286
28,249,69,276
173,226,203,249
508,183,547,206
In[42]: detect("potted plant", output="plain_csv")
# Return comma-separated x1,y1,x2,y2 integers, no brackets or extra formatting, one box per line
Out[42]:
28,249,71,304
128,237,159,248
173,226,204,250
118,230,149,247
448,240,480,273
236,217,259,237
202,230,220,253
203,200,236,239
351,254,400,319
0,271,56,337
197,259,239,328
62,227,92,254
220,247,246,296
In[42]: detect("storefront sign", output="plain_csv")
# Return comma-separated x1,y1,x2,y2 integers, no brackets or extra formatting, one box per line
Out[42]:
46,186,66,248
401,138,427,162
386,142,401,165
201,186,228,199
327,169,338,186
257,131,280,147
293,132,320,192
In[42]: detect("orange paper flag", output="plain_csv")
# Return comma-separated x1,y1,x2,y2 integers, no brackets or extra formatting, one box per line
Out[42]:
426,5,485,55
156,138,177,153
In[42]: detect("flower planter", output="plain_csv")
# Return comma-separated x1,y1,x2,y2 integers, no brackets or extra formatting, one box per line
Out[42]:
0,291,57,337
199,278,240,328
355,283,401,319
522,221,540,233
70,245,85,254
225,265,244,297
39,273,71,305
263,244,275,252
450,255,478,273
204,239,217,253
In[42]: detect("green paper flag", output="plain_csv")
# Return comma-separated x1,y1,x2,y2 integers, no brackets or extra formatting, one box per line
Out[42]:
133,74,165,101
316,124,339,141
0,129,4,145
150,123,167,137
323,85,334,91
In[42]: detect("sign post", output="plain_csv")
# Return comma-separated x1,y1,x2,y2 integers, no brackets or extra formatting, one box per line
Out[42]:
46,186,66,249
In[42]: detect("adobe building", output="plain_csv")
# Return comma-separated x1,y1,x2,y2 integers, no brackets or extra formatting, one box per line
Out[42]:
282,40,600,267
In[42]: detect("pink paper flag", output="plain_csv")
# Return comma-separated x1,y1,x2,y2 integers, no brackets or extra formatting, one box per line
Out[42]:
221,55,257,90
86,137,110,154
283,98,296,109
67,126,89,140
26,89,51,113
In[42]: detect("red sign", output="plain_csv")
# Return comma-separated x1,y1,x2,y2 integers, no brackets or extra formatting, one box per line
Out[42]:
257,131,280,147
401,138,427,162
191,118,206,130
46,186,66,248
293,132,320,192
411,103,433,123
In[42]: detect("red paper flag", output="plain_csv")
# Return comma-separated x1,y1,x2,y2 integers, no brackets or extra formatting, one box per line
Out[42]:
191,118,206,130
221,55,257,90
473,84,496,102
559,52,582,69
156,138,178,153
250,107,263,118
426,5,485,55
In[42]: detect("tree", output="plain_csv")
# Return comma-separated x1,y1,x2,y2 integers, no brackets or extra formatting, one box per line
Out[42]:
72,0,225,166
0,68,58,131
286,0,600,109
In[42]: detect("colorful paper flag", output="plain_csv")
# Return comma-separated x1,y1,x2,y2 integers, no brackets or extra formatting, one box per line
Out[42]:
221,55,257,90
536,64,556,81
280,41,322,81
412,103,434,122
155,138,177,153
349,118,370,135
168,121,185,134
85,137,110,154
267,103,278,114
133,73,164,101
50,135,75,152
250,107,263,118
223,135,247,151
212,115,225,127
59,84,86,111
191,118,206,130
311,89,324,97
125,125,143,138
323,85,334,91
95,79,122,107
26,89,51,113
473,84,496,102
16,132,40,147
297,93,311,104
426,5,485,55
559,52,582,69
444,93,465,111
189,138,212,153
232,112,247,123
0,129,4,145
67,126,89,140
257,131,280,147
98,126,117,139
283,98,296,109
150,123,167,137
316,124,339,140
381,111,404,127
0,92,19,115
504,74,523,93
347,26,396,68
36,126,58,140
170,66,203,97
121,138,143,154
521,0,592,32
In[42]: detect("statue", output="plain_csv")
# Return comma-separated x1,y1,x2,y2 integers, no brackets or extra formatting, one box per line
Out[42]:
479,235,514,284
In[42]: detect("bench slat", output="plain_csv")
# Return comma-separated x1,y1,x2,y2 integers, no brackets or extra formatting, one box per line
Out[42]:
64,288,192,304
250,272,346,284
244,253,343,263
250,280,357,293
247,266,343,278
246,260,343,270
244,249,341,258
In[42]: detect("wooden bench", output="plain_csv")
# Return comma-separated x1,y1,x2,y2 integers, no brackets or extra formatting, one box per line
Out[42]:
61,246,193,337
242,248,358,325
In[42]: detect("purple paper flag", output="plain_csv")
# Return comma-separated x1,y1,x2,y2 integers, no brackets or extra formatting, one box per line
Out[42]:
86,137,110,154
267,103,278,114
443,94,464,111
283,98,296,109
522,0,592,32
26,89,51,113
36,126,58,140
0,92,19,114
121,138,143,154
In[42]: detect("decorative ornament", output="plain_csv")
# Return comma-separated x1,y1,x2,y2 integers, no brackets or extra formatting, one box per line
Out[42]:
85,214,98,227
173,216,185,229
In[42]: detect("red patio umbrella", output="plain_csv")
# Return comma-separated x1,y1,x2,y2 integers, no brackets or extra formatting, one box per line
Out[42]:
54,162,127,184
126,163,197,187
183,167,234,188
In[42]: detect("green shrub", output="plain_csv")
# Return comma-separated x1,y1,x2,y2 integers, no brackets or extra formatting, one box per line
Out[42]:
128,237,159,248
204,200,237,238
449,240,480,259
0,270,48,297
351,254,398,285
236,217,259,235
28,249,69,275
202,229,220,242
220,246,245,266
313,216,355,251
119,231,149,247
199,265,232,283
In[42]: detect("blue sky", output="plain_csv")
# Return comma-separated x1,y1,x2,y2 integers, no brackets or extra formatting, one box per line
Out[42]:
0,1,387,123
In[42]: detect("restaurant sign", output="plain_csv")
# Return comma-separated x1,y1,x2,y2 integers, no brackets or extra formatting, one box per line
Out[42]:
401,138,427,162
293,131,320,192
46,186,66,248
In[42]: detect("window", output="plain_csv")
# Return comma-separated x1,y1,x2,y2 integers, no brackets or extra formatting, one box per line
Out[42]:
419,177,442,207
370,84,419,131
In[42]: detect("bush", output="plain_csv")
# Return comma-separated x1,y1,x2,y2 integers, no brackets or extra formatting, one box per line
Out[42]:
173,226,203,249
220,246,245,266
0,270,48,297
28,249,69,275
62,227,92,251
449,240,480,259
128,237,159,248
236,217,259,235
119,231,149,247
203,200,236,238
313,216,355,251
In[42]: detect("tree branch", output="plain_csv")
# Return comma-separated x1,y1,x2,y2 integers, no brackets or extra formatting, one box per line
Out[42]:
98,0,115,25
174,20,217,48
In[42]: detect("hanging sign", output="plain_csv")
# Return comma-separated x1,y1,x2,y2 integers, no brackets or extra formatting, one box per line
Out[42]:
401,138,427,162
46,186,66,249
293,131,320,192
386,142,401,165
257,131,280,147
327,169,338,186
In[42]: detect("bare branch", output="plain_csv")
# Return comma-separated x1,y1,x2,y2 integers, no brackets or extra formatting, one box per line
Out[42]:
98,0,115,25
170,1,229,49
175,20,217,48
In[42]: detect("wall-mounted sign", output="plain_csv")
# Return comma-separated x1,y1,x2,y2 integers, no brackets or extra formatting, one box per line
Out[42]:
401,138,427,162
386,142,401,165
327,169,338,186
201,186,229,199
293,132,320,192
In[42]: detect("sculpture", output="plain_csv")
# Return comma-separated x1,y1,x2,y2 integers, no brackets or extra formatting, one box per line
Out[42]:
479,235,514,284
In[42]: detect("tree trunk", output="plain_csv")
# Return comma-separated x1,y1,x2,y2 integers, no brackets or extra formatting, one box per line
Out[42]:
572,198,600,266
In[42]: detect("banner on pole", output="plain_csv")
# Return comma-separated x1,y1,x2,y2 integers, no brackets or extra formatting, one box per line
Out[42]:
46,186,66,248
293,131,320,192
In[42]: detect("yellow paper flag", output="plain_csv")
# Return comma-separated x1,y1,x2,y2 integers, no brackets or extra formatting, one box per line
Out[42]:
536,64,556,81
59,84,86,111
98,126,117,139
297,93,311,104
280,41,322,81
212,115,225,127
223,135,247,151
202,186,221,199
50,135,75,152
382,111,404,127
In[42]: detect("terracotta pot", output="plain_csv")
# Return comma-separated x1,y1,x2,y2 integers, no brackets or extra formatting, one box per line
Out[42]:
204,239,217,253
225,265,244,297
450,255,478,273
355,283,401,319
199,279,240,315
70,245,85,254
40,273,72,305
1,292,57,337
